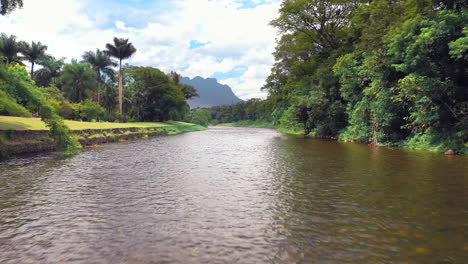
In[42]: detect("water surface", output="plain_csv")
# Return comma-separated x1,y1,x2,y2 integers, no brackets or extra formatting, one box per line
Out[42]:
0,127,467,263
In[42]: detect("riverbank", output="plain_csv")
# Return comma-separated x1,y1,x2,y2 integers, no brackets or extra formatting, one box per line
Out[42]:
217,120,466,155
216,120,304,135
0,116,205,159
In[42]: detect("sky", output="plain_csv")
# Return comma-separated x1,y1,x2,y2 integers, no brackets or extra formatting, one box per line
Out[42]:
0,0,281,99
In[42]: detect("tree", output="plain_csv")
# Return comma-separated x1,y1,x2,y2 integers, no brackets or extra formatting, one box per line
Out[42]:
0,33,23,64
0,0,23,15
169,71,198,99
0,63,79,152
105,37,136,115
190,109,211,126
34,56,65,87
125,66,188,122
20,41,49,78
388,10,468,145
82,49,116,103
61,60,97,103
270,0,359,54
100,83,117,113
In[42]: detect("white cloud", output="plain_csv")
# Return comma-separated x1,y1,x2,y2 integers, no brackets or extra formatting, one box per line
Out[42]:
0,0,280,99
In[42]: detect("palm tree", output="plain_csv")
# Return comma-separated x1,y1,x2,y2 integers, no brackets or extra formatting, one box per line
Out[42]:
20,41,49,78
34,57,64,87
105,37,136,114
82,49,116,104
61,60,97,102
0,33,23,64
100,83,117,113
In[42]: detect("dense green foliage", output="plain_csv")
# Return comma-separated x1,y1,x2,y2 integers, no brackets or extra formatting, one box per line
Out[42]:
0,33,196,123
189,109,211,126
124,66,189,122
76,99,106,121
0,32,198,153
61,61,97,103
210,0,467,153
0,64,79,151
209,99,270,124
0,90,31,117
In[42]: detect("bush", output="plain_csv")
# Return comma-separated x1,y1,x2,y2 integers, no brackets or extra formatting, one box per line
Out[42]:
278,105,304,133
58,100,77,120
190,109,211,126
77,99,106,121
0,64,79,152
0,90,32,117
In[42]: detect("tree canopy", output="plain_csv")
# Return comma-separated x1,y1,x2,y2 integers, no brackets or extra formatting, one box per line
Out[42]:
124,66,188,122
0,0,23,15
215,0,467,153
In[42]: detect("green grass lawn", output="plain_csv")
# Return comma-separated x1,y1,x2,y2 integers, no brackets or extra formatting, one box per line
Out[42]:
0,116,195,131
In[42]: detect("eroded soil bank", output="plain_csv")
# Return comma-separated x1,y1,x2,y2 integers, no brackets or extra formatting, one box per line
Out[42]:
0,125,205,159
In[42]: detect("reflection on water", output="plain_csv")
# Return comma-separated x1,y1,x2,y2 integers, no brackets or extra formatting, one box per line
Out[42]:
0,127,467,263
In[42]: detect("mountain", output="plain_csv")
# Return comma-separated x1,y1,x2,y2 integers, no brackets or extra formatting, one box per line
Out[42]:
180,76,243,108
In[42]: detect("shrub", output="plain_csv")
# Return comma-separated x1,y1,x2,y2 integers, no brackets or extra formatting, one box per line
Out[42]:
0,90,32,117
190,109,211,126
58,100,76,120
0,64,79,152
78,99,106,121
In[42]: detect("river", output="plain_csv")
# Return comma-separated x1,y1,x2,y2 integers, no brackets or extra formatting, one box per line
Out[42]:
0,127,467,263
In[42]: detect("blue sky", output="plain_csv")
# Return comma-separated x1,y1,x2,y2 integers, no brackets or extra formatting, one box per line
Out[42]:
211,65,248,80
235,0,274,9
189,40,210,49
1,0,281,99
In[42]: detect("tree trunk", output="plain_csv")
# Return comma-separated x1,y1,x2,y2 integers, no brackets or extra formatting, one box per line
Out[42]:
30,61,35,79
97,73,101,104
371,118,378,145
97,82,100,104
118,60,123,115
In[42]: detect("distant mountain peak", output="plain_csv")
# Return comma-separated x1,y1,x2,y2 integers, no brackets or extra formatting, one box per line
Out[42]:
181,76,243,109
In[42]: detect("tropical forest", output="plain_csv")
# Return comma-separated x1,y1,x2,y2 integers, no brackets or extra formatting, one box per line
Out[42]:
203,0,468,153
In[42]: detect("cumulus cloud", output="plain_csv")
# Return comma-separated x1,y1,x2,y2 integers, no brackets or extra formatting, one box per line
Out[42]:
0,0,280,99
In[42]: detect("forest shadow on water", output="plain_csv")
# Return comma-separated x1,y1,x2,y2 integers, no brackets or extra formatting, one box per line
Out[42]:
0,127,467,263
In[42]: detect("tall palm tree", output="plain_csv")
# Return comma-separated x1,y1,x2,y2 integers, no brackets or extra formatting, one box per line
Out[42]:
0,33,23,64
20,41,49,78
82,49,116,104
61,60,97,103
105,37,136,114
34,57,64,87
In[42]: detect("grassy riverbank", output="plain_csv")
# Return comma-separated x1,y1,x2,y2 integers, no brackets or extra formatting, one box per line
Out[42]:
0,116,194,131
217,120,466,154
0,116,205,158
217,120,304,135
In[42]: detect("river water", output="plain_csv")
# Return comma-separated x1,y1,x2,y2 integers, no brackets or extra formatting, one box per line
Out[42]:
0,127,467,263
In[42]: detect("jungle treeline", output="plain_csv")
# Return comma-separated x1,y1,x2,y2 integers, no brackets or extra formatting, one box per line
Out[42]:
205,0,467,152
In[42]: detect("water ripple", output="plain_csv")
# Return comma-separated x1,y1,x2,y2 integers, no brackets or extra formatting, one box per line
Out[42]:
0,127,467,263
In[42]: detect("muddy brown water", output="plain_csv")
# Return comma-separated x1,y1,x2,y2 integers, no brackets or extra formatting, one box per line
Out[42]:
0,127,467,263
